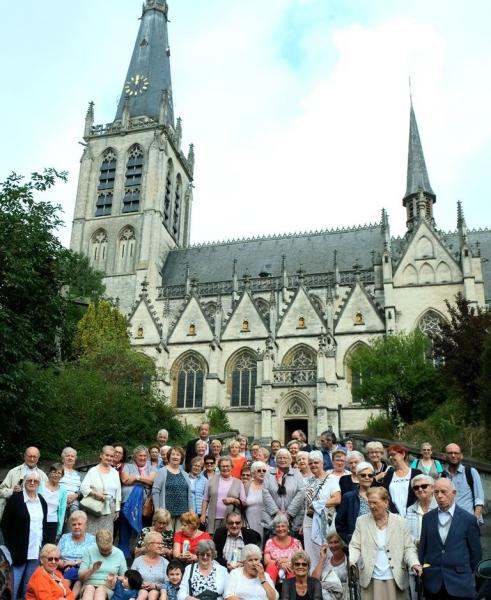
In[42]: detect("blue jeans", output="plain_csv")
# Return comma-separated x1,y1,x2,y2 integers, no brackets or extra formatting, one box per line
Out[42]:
12,559,38,599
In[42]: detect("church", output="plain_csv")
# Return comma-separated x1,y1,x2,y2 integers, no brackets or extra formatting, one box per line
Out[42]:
69,0,491,443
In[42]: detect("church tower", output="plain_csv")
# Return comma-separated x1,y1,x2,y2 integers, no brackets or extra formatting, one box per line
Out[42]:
402,100,435,231
70,0,194,312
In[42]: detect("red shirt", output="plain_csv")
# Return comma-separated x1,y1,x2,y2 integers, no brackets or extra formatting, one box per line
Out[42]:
174,530,211,555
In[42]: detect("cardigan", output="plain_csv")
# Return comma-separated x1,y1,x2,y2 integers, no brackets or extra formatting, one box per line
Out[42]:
262,469,306,532
280,577,322,600
26,565,75,600
151,467,193,513
80,466,121,512
0,464,48,518
204,475,245,533
382,467,422,512
0,491,48,565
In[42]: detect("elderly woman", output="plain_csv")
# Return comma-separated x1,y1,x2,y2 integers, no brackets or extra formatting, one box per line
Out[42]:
303,451,341,570
148,445,163,470
245,461,268,541
78,529,127,599
120,445,158,559
312,533,348,599
60,447,83,515
338,451,364,496
228,440,247,479
195,440,208,464
44,463,69,543
132,531,169,599
224,544,278,600
173,511,211,563
237,435,252,460
262,449,305,538
280,550,322,600
382,444,421,517
112,444,127,475
349,487,421,600
201,457,246,533
58,510,96,597
152,447,193,532
160,446,171,465
410,443,444,479
177,540,228,600
335,462,375,544
26,543,74,600
286,441,301,466
211,439,223,461
365,442,388,482
295,451,312,484
204,454,218,479
264,514,303,583
240,463,252,484
189,457,208,518
80,445,121,535
135,508,174,559
327,451,349,479
1,473,48,599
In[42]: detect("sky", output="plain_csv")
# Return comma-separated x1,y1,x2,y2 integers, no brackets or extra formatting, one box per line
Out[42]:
2,0,491,248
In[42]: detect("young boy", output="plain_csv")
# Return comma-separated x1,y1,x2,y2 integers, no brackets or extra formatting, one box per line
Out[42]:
107,569,143,599
160,561,184,600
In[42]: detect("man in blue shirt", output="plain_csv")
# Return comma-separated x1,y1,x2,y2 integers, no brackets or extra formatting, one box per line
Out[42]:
444,443,484,523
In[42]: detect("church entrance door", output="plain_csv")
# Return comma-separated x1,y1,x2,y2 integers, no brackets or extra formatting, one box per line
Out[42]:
284,419,309,445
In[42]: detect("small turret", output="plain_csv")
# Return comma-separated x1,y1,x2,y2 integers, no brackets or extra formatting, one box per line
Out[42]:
84,101,94,138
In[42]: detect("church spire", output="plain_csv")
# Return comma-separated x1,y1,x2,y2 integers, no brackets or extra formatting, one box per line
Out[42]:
115,0,174,126
403,99,436,230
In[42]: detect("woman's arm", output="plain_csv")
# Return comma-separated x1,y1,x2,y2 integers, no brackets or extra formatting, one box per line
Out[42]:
200,499,209,524
255,564,278,600
326,491,341,508
78,560,102,583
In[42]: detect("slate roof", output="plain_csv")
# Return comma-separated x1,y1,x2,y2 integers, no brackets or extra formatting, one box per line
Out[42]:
115,0,174,125
161,225,386,286
405,103,434,198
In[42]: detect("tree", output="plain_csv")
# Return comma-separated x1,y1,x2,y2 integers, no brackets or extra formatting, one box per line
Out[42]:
479,331,491,431
432,293,491,423
348,331,446,424
73,300,130,357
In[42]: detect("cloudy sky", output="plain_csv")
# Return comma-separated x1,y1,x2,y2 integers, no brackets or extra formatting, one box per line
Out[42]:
2,0,491,248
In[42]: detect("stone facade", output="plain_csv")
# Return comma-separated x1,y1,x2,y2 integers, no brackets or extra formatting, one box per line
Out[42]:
70,1,491,444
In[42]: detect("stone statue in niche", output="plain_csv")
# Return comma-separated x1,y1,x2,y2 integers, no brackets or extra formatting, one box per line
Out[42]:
354,311,365,325
297,316,306,329
188,323,196,336
241,319,250,332
136,325,144,338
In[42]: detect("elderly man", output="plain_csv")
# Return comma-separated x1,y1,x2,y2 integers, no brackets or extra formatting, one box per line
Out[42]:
185,422,213,471
290,430,312,452
213,512,261,570
0,446,48,518
156,429,169,448
444,443,484,523
419,478,482,600
319,431,339,471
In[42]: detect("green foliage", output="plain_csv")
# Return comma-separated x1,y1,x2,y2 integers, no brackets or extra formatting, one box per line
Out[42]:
432,292,491,423
364,414,396,439
74,300,129,357
348,331,446,423
206,406,232,435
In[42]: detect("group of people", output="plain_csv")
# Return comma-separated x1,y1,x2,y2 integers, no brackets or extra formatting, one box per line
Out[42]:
0,425,486,600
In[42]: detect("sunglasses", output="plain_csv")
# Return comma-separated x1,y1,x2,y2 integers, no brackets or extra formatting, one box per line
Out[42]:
413,484,430,491
294,562,308,567
205,462,215,466
256,469,267,473
45,557,60,562
358,473,375,479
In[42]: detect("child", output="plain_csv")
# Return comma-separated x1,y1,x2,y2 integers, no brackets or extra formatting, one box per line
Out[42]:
160,561,184,600
107,569,143,600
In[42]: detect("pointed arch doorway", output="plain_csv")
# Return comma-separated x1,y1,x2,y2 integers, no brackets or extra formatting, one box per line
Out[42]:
284,419,309,444
280,392,313,445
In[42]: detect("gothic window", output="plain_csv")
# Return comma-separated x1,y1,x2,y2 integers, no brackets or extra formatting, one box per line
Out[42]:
229,351,257,408
123,145,144,213
163,159,173,227
172,174,182,238
418,310,443,338
282,346,316,369
116,226,136,273
96,149,116,216
175,355,205,409
90,229,108,271
276,345,317,384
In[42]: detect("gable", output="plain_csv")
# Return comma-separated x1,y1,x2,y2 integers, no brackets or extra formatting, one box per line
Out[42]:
335,282,385,334
277,286,325,337
168,296,214,343
221,291,269,341
393,221,462,287
128,298,162,346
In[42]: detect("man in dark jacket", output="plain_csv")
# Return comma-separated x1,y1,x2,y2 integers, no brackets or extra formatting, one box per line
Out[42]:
213,512,261,570
185,422,213,471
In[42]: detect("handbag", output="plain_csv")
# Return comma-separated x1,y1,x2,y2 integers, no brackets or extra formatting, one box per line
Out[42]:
188,563,219,600
142,494,154,519
80,494,104,516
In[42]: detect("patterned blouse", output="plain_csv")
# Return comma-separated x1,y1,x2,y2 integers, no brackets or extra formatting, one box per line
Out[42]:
165,472,189,516
188,564,218,596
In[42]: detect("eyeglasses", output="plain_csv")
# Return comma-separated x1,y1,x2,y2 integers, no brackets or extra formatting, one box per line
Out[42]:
294,562,308,567
228,522,241,526
45,557,60,562
25,479,40,484
358,473,375,479
256,469,267,473
413,484,430,491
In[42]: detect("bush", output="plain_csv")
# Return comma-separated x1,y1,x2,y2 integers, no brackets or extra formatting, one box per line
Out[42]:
206,406,232,435
364,414,396,439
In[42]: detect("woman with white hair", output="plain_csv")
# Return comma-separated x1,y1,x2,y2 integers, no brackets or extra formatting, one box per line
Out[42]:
338,451,364,496
262,449,306,538
295,451,312,484
132,530,169,599
60,447,82,515
264,513,302,583
335,462,375,544
365,441,388,482
177,540,228,600
224,544,278,600
303,451,341,571
245,461,268,542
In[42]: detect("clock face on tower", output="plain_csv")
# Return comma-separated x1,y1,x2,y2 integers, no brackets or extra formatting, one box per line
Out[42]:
124,74,150,96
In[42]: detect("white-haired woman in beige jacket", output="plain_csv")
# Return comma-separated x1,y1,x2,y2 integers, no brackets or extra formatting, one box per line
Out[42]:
349,487,422,600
